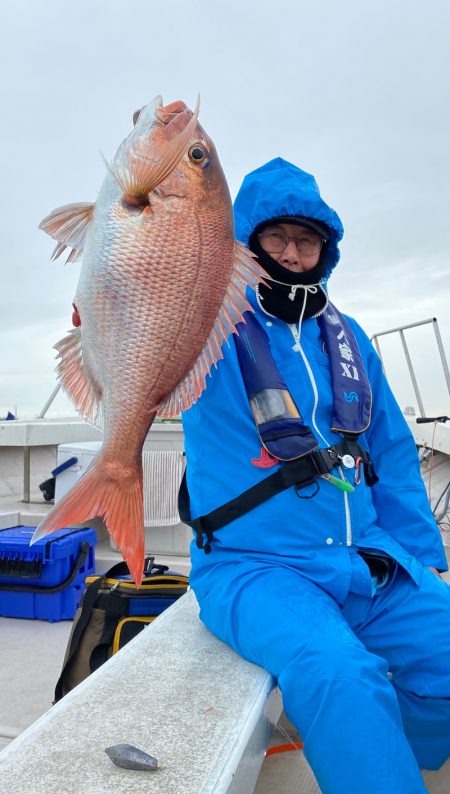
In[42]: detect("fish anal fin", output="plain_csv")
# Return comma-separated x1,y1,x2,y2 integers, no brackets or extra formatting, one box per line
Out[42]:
31,455,145,586
157,242,267,417
39,202,95,262
55,328,102,428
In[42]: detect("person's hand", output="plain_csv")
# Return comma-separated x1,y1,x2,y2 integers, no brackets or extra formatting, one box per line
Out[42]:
428,567,442,579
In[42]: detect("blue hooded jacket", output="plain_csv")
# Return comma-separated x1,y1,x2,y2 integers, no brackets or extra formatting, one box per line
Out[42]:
182,158,447,602
234,157,343,279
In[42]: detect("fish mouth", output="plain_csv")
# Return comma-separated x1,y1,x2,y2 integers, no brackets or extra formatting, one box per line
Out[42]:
110,96,200,197
154,99,188,124
153,96,199,145
134,97,193,134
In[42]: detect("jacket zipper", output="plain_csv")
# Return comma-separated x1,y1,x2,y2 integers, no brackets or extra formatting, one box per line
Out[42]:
289,324,353,546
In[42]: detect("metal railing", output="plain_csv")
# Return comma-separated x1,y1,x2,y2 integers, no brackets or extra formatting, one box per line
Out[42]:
37,383,62,419
371,318,450,418
38,319,450,420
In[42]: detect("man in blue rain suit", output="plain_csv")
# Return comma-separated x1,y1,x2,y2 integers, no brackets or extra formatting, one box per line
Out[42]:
181,158,450,793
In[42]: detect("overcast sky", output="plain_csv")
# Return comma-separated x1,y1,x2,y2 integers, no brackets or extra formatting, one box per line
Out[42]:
1,0,449,419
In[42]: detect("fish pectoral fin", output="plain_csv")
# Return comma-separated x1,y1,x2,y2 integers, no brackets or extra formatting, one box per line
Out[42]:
157,242,267,417
55,328,103,428
105,97,200,197
39,202,95,263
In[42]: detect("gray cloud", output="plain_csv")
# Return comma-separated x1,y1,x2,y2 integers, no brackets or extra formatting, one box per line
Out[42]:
1,0,449,418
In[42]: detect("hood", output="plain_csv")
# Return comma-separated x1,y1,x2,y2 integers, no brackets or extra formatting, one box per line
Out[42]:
233,157,344,279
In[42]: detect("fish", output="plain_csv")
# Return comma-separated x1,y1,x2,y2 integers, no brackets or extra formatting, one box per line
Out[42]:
32,96,265,584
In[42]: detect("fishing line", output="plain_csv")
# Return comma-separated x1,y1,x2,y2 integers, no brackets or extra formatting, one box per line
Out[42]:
427,421,438,504
266,717,305,757
434,481,450,518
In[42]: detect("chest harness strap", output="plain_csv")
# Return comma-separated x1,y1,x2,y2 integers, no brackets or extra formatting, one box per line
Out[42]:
179,303,378,553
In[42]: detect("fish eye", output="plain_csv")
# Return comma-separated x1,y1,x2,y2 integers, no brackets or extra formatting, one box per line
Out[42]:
188,143,208,164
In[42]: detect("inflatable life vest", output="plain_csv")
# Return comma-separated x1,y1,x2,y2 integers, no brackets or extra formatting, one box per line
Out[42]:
179,303,378,553
236,303,372,460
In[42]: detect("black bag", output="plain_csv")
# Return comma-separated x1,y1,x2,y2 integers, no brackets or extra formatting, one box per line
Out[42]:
54,556,189,702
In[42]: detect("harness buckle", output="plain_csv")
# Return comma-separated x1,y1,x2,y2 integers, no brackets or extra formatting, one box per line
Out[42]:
326,446,341,465
311,449,336,475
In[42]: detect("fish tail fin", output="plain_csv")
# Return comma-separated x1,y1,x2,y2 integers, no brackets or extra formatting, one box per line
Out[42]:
32,455,145,586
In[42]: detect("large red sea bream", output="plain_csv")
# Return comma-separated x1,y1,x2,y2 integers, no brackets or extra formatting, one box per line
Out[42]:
33,97,264,584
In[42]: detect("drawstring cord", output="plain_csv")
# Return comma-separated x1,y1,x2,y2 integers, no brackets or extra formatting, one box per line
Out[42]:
293,284,318,343
288,283,317,302
256,279,328,329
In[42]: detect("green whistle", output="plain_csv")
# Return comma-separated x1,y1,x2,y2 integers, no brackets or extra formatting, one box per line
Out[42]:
321,474,355,493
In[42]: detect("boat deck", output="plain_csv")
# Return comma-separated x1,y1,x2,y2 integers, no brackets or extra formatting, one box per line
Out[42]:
1,420,450,791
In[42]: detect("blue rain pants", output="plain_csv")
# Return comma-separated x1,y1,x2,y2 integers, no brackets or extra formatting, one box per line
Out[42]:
194,560,450,794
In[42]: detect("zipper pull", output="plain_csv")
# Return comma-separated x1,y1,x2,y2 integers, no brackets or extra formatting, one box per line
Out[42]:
290,324,301,352
320,473,355,493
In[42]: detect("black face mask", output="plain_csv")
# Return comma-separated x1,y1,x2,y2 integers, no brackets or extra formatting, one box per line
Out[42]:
250,237,329,324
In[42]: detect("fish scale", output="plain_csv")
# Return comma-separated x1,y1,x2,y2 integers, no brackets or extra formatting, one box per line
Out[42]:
32,96,265,584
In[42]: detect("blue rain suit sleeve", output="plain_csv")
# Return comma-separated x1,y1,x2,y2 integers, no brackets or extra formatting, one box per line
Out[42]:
349,318,448,572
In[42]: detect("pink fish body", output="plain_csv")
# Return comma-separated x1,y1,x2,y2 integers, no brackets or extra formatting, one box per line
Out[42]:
34,97,264,584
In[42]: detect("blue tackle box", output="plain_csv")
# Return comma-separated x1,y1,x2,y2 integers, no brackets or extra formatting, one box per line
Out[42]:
0,526,97,622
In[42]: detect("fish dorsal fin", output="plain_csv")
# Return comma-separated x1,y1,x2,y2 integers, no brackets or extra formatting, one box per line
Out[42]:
157,242,266,417
54,328,103,429
39,202,95,263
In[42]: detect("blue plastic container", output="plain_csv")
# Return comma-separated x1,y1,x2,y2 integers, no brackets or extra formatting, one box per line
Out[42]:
0,526,97,622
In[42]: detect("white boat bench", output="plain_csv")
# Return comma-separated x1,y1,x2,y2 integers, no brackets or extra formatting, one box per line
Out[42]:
0,589,281,793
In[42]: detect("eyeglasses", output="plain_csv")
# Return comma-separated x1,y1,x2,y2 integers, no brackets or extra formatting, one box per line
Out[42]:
258,229,325,255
